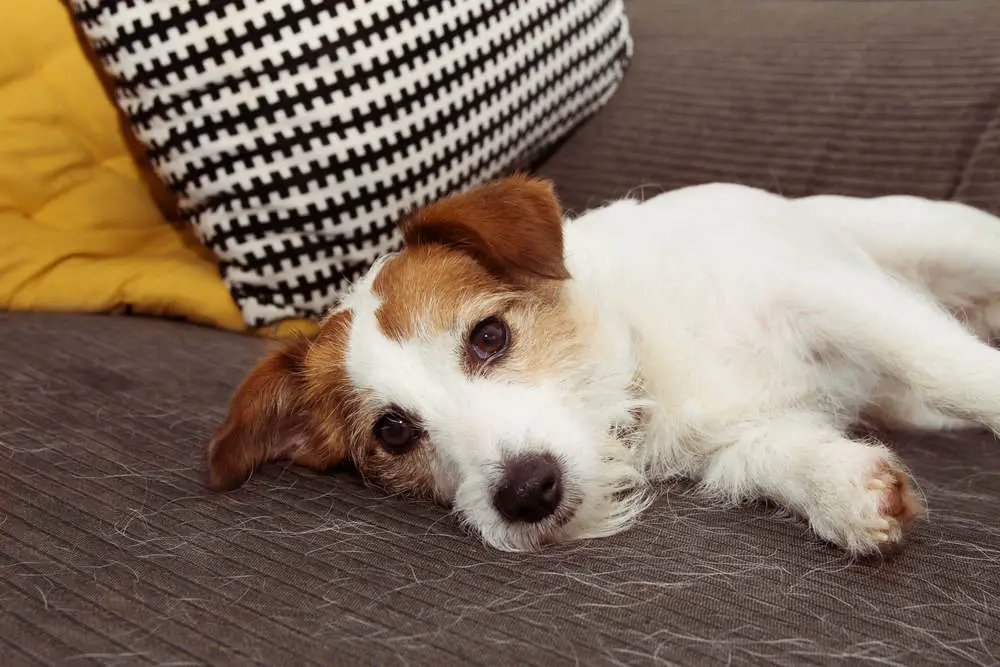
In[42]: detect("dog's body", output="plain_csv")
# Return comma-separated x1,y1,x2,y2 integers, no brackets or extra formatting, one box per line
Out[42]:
208,177,1000,556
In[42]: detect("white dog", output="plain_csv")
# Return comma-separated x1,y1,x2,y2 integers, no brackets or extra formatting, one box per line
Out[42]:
207,176,1000,556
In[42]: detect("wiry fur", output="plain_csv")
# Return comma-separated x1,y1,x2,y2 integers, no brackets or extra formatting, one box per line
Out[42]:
208,177,1000,557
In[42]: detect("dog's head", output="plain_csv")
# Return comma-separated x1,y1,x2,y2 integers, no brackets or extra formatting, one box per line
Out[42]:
207,175,649,551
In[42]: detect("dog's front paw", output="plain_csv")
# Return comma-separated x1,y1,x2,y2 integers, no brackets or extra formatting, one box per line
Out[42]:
807,457,922,556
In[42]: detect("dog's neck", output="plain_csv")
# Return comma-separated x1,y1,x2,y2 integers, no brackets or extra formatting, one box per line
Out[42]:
559,201,707,480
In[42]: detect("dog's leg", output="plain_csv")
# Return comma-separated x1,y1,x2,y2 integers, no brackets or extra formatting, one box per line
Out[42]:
864,377,979,432
698,414,921,555
814,272,1000,435
797,195,1000,341
797,271,1000,434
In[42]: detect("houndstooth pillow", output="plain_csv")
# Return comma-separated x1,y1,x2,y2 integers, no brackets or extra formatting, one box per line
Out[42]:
70,0,633,328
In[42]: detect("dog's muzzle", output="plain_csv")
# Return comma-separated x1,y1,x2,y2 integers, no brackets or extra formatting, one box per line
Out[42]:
492,452,564,523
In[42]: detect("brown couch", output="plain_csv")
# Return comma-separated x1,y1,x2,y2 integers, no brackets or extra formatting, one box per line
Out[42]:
3,1,999,665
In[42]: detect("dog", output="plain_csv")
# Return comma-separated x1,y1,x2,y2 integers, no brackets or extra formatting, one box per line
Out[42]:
206,175,1000,555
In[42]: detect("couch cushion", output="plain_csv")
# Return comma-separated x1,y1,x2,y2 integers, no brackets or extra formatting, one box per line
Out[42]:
2,311,997,665
539,0,1000,217
70,0,634,329
0,0,248,333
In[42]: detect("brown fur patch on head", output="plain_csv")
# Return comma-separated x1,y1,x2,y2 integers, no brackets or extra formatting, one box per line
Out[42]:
207,308,442,500
207,310,356,491
375,239,588,386
372,245,515,341
400,174,570,284
374,174,570,342
488,292,589,386
350,413,439,501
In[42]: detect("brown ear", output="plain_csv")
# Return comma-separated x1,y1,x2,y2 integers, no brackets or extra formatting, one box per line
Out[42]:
400,174,570,282
207,336,334,491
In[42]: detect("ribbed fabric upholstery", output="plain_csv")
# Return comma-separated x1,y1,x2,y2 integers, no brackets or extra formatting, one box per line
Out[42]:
3,1,1000,665
1,311,998,666
539,0,1000,218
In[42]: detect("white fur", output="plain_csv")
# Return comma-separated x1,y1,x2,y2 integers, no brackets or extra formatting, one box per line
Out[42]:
343,183,1000,554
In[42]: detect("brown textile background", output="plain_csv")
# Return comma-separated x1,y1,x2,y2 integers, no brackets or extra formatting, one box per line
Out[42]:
1,313,997,666
538,0,1000,217
3,0,1000,664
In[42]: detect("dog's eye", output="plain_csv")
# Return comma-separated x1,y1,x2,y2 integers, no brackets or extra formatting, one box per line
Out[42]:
469,317,509,361
373,412,420,454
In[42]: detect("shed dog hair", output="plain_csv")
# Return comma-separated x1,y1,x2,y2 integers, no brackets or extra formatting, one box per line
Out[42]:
208,175,1000,555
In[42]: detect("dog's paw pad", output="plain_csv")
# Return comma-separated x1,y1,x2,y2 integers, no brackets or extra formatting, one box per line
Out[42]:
808,455,923,556
854,460,921,553
869,461,919,523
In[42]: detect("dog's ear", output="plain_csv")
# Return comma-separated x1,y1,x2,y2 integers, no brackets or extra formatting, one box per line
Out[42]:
400,174,570,282
206,335,346,491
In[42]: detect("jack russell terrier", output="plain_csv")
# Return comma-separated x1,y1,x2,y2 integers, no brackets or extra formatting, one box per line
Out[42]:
207,176,1000,556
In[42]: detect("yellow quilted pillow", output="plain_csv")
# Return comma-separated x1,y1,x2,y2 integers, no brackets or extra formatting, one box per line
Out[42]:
0,0,318,338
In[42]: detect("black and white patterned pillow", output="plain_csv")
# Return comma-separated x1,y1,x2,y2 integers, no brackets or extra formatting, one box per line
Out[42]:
70,0,634,328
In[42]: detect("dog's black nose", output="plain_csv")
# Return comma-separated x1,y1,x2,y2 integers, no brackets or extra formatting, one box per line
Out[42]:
493,453,563,523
